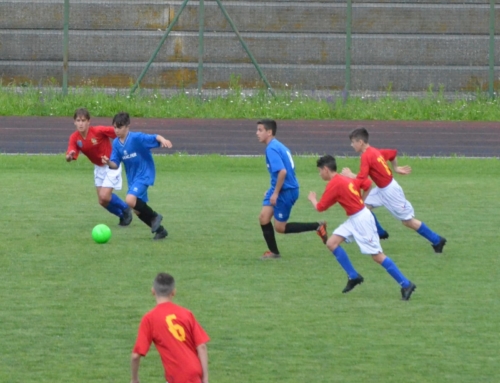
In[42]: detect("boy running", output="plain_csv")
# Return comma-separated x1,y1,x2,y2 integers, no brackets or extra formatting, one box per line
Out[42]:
342,128,446,253
308,155,416,300
257,119,328,260
102,112,172,240
66,108,132,226
131,272,210,383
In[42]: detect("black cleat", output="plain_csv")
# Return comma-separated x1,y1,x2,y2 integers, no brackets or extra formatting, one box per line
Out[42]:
316,221,328,244
432,237,447,253
401,282,416,301
153,227,168,240
342,274,364,293
119,207,133,226
151,214,163,233
379,231,389,240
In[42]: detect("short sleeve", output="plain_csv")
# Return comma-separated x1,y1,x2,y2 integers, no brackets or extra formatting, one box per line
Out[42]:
132,316,153,356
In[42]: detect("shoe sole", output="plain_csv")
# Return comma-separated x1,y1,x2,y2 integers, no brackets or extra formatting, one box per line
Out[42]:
316,223,328,244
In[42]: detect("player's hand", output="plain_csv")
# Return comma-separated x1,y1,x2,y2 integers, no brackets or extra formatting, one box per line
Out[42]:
159,138,173,148
101,155,110,164
270,193,278,206
341,167,355,178
65,150,76,162
308,191,317,202
395,165,412,175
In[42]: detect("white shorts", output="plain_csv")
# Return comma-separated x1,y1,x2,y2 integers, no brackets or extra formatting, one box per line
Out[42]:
365,178,414,221
94,164,123,190
333,207,383,255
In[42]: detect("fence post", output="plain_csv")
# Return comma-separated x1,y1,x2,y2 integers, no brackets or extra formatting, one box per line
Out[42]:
344,0,352,100
489,0,495,99
62,0,70,95
198,0,205,96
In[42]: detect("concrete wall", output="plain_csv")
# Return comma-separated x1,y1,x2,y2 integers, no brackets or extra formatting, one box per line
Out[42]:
0,0,498,91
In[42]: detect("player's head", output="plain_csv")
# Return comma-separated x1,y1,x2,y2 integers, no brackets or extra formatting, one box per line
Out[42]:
112,112,131,128
256,119,277,144
153,272,176,298
73,107,90,121
317,155,337,171
349,128,369,153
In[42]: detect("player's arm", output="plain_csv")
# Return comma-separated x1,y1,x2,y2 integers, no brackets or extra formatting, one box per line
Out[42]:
130,352,142,383
101,155,119,169
309,183,336,212
65,136,79,162
340,167,356,179
381,149,411,175
156,134,173,148
270,169,286,206
197,343,209,383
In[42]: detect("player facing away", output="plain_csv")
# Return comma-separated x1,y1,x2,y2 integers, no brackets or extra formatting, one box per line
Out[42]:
308,155,416,300
257,119,328,260
131,273,210,383
342,128,447,253
65,108,133,226
101,112,172,240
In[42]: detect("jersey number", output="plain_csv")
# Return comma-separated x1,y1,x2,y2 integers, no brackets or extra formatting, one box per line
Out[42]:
166,314,186,342
348,182,364,204
377,156,392,176
286,151,295,169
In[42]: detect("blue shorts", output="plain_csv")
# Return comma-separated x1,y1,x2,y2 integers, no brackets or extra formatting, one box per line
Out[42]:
263,188,299,222
127,182,149,202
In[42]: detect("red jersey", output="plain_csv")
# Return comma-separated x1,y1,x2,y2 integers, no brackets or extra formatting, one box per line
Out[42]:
133,302,210,383
316,174,372,216
356,146,397,188
66,126,116,166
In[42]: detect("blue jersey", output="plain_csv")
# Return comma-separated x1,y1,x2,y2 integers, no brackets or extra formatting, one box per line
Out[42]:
265,138,299,192
110,132,160,186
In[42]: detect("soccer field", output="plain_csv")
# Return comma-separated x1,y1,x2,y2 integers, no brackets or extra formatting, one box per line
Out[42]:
0,155,498,383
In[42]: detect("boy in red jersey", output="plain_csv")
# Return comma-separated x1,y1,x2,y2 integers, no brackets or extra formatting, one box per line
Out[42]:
308,155,416,300
66,108,132,225
342,128,446,253
131,273,210,383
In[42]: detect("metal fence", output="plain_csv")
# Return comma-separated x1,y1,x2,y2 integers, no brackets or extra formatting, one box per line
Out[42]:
0,0,497,97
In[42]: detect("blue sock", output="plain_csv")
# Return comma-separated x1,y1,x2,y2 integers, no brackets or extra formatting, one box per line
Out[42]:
381,257,410,288
371,211,387,236
417,222,440,245
333,247,358,279
110,193,128,212
105,199,123,217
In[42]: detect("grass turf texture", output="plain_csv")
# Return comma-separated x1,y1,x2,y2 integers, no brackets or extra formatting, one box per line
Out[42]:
0,155,498,382
2,85,500,121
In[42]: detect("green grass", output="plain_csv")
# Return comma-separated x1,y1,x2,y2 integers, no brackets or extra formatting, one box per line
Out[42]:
0,155,498,383
2,84,500,120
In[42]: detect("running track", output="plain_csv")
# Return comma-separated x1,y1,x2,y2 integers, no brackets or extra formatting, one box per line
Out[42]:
0,117,498,157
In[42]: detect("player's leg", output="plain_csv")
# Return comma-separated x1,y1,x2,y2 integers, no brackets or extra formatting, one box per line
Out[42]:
272,189,327,242
364,187,389,239
126,184,167,239
328,225,363,293
402,217,447,253
95,164,131,224
259,205,280,259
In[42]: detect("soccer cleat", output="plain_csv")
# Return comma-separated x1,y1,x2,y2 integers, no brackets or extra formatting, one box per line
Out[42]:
379,231,389,240
342,274,364,293
261,251,281,260
153,227,168,240
118,207,133,226
432,237,447,253
316,221,328,244
401,282,417,301
151,213,163,233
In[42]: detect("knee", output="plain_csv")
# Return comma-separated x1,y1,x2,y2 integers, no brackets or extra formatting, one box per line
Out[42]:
326,238,338,252
125,195,136,208
402,219,419,230
274,223,286,234
258,213,270,225
98,195,111,207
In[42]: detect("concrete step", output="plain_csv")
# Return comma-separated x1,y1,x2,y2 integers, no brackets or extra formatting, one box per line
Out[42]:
1,30,497,66
1,1,497,34
1,61,495,92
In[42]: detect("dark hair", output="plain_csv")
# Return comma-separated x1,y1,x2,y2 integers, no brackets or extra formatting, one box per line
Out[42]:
349,128,369,143
73,107,90,120
316,155,337,171
112,112,131,128
153,273,175,297
257,119,277,136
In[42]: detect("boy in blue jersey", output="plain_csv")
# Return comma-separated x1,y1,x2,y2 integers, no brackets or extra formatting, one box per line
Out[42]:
102,112,173,240
257,119,328,260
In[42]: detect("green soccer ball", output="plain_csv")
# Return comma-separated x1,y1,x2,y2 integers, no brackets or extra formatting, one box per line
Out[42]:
92,224,111,244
